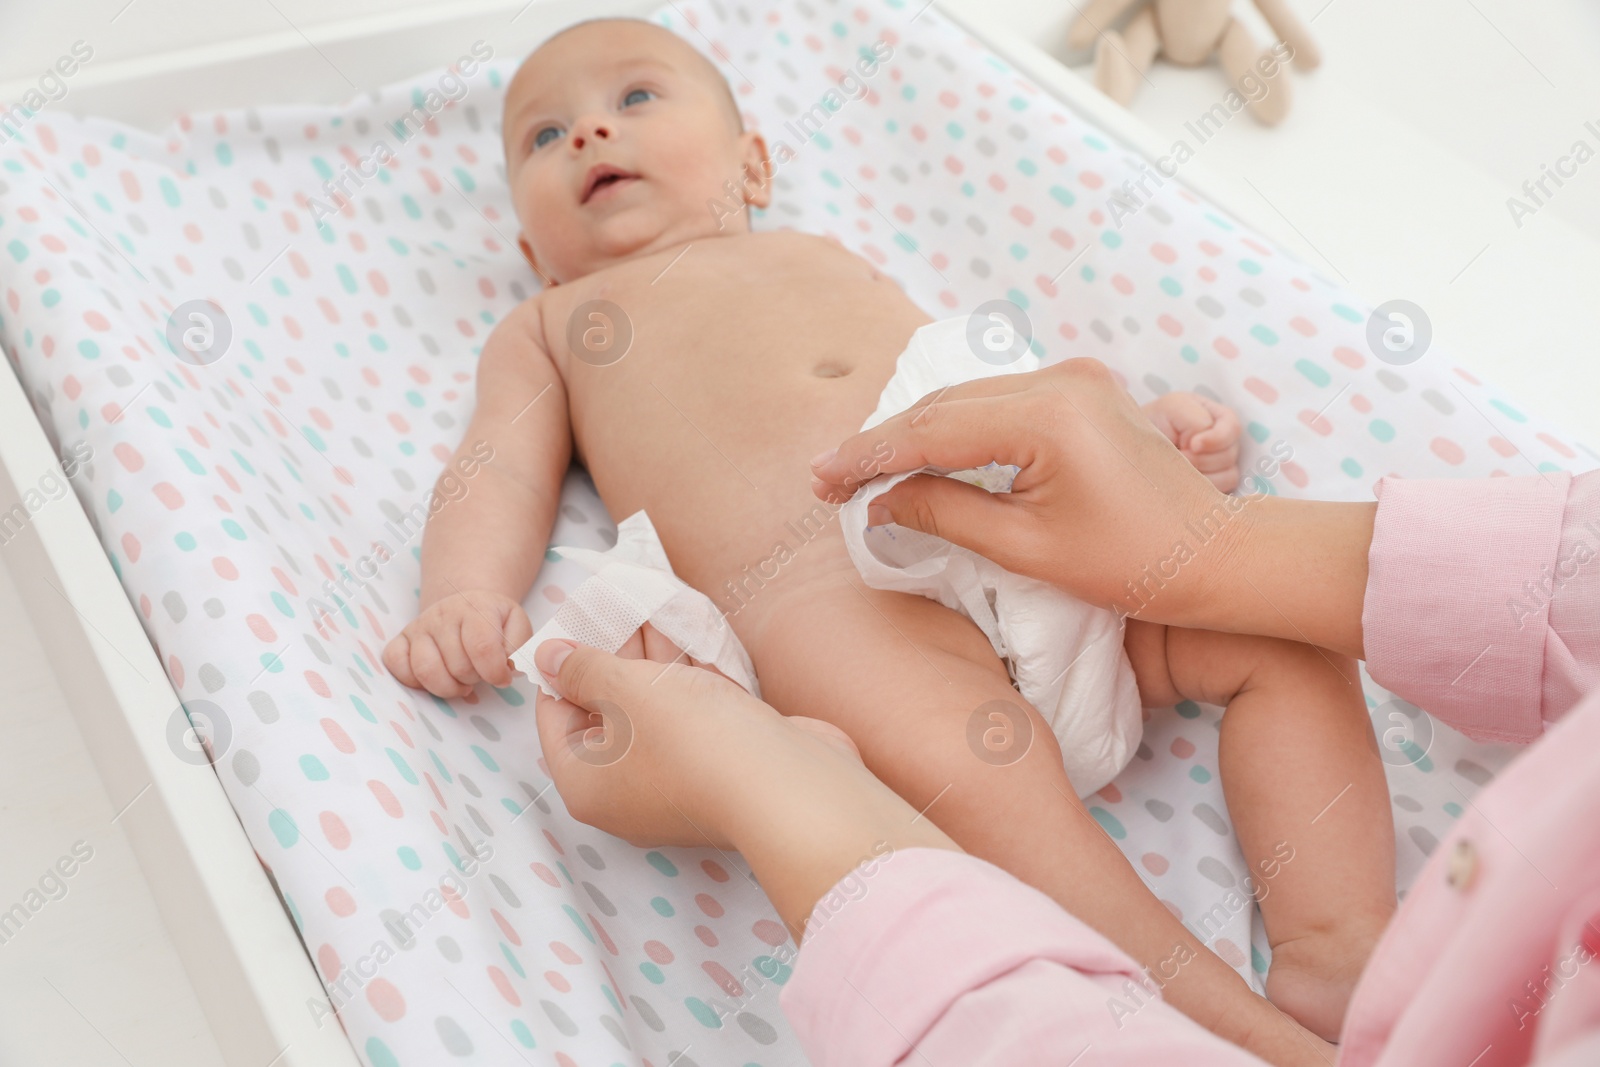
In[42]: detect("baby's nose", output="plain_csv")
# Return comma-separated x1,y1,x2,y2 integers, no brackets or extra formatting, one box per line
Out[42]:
571,119,613,149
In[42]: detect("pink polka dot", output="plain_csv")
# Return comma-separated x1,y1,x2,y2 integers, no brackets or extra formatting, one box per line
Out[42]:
1098,783,1121,803
1281,461,1309,489
323,718,355,753
695,893,724,918
1489,436,1518,457
304,670,330,697
366,978,406,1021
701,860,729,882
212,557,238,580
326,887,356,916
1170,737,1195,759
246,614,277,641
488,966,521,1006
1537,433,1576,459
695,925,718,947
752,919,788,946
531,862,559,887
121,532,141,563
317,943,341,980
1430,437,1465,465
1150,243,1177,264
703,961,743,996
84,310,111,331
492,909,521,946
1298,410,1333,436
367,779,402,817
644,940,674,965
113,442,145,471
1242,377,1278,404
152,482,184,509
1333,346,1365,369
544,970,571,992
1213,938,1248,969
1142,853,1170,876
319,811,351,849
550,941,582,965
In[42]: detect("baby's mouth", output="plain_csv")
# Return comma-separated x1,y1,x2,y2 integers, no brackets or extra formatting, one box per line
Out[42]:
581,164,639,204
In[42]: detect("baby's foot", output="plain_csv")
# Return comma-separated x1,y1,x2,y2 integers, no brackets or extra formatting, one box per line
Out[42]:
1141,392,1242,492
1265,926,1385,1044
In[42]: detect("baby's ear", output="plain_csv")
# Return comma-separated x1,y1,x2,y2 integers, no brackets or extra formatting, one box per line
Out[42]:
738,131,774,211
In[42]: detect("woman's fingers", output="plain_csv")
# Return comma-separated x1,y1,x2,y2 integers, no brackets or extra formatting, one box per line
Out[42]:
865,472,1034,569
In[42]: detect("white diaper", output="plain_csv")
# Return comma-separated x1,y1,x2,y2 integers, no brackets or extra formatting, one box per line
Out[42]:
512,317,1142,795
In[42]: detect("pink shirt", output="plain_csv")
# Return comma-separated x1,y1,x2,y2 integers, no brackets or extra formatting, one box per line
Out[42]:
782,470,1600,1067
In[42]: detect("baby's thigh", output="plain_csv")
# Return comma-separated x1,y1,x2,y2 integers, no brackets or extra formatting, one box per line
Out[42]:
747,578,1063,804
1122,618,1330,707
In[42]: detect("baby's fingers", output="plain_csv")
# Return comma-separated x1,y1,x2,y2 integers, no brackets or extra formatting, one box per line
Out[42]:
462,611,513,688
384,633,421,689
411,634,471,698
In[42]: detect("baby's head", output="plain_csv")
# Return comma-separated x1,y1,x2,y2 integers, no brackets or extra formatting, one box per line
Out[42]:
502,18,771,284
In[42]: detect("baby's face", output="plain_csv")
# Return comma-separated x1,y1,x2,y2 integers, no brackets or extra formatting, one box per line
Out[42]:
502,20,770,284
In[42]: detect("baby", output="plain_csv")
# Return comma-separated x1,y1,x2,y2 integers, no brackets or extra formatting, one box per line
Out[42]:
383,18,1393,1062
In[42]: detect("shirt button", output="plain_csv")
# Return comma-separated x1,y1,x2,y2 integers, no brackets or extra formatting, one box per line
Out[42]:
1446,839,1478,891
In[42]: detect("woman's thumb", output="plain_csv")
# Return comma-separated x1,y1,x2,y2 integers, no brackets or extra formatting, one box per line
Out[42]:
866,474,1011,554
534,639,617,707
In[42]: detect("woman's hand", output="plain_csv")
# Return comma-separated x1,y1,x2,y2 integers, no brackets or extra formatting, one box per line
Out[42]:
810,358,1374,656
532,626,959,938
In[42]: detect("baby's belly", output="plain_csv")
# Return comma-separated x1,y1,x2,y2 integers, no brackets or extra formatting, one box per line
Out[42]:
572,364,890,616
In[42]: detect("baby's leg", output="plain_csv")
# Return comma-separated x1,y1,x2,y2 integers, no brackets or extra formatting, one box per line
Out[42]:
1125,621,1396,1042
742,574,1333,1066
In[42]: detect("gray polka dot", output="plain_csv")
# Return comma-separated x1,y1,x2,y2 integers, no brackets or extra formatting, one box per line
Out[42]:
381,909,418,950
1196,295,1224,318
232,749,260,786
163,592,188,622
1408,825,1438,856
1392,794,1423,812
490,874,520,908
970,257,991,278
965,215,986,235
577,844,606,870
106,365,134,387
470,715,500,742
247,691,278,724
1121,316,1141,335
1192,803,1229,836
435,1015,473,1056
1145,799,1173,821
1135,742,1154,761
1090,320,1114,343
1376,369,1409,392
1454,759,1494,787
583,881,617,917
1238,288,1265,307
1142,373,1169,397
436,935,462,963
1197,856,1236,887
737,1011,779,1044
1421,388,1454,414
204,598,226,619
599,1014,631,1049
466,805,494,838
560,503,588,524
458,772,482,799
541,999,579,1037
199,663,226,693
630,995,665,1031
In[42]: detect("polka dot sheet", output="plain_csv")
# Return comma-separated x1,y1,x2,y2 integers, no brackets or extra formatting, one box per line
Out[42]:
0,0,1592,1063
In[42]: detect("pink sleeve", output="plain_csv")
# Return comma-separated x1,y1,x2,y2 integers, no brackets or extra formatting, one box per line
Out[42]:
779,848,1262,1067
1363,470,1600,743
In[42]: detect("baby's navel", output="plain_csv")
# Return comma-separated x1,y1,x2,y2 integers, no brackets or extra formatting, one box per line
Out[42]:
812,361,852,379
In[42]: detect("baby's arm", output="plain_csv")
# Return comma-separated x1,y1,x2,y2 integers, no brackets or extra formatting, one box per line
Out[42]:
1141,392,1242,492
382,301,571,698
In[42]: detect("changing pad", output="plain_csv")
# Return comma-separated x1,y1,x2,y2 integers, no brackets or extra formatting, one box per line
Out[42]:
1,1,1593,1064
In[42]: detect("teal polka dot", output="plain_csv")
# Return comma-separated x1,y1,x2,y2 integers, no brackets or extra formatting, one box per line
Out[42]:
41,288,59,307
159,177,181,207
650,896,675,917
1189,765,1213,784
640,962,665,984
258,651,284,673
646,852,679,877
1252,945,1269,974
1341,458,1363,478
429,750,453,783
365,1038,399,1067
1249,325,1278,345
1332,303,1362,323
1017,158,1037,176
491,685,524,707
398,846,421,870
1088,807,1126,839
1175,700,1202,719
1008,242,1027,260
221,519,246,540
271,591,294,617
267,809,299,847
299,755,329,781
147,407,172,428
946,121,963,139
754,955,793,984
78,339,100,359
564,904,596,943
351,696,376,723
1239,259,1262,275
510,1019,536,1048
1246,421,1270,443
1369,419,1396,443
108,490,123,513
471,744,499,771
686,997,723,1028
1159,277,1182,297
1295,359,1331,387
386,748,418,785
215,143,234,166
6,240,28,262
176,448,205,475
1180,345,1199,363
1490,398,1527,423
1101,230,1122,248
1006,288,1028,309
1049,185,1075,207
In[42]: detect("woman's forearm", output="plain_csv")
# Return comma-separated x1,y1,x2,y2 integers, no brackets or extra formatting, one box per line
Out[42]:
1197,496,1376,660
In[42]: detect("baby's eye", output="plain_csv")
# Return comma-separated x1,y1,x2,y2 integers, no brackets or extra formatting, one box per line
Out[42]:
621,88,655,107
532,125,563,150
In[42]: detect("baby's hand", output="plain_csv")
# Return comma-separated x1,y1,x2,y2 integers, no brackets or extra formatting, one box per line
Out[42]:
383,589,534,698
1141,392,1242,492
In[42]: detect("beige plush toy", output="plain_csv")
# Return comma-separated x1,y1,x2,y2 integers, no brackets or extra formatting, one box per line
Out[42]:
1067,0,1321,125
